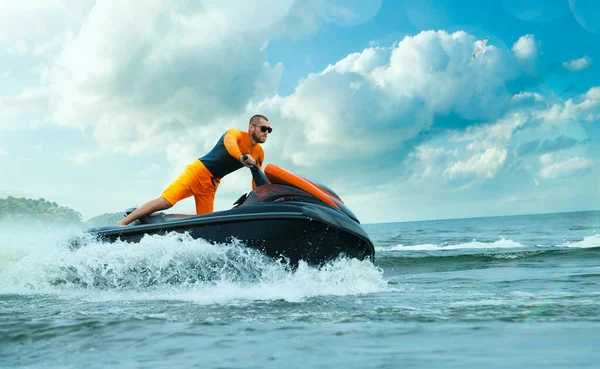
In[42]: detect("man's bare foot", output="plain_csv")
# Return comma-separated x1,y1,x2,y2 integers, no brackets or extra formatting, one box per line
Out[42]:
114,197,172,226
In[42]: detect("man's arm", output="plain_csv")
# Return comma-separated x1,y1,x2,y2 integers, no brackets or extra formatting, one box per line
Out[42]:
223,129,244,160
224,129,256,166
250,146,265,190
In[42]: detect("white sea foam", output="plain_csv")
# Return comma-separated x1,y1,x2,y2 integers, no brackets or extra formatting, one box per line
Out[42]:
561,234,600,248
0,224,388,304
377,237,524,251
0,221,82,272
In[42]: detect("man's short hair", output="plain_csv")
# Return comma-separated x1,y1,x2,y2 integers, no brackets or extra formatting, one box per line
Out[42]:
249,114,269,125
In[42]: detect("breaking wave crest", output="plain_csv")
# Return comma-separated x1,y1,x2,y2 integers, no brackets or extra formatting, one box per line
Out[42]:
376,237,524,251
0,224,387,304
561,234,600,248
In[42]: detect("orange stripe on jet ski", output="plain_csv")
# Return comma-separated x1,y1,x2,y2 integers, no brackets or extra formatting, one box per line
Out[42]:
264,164,341,210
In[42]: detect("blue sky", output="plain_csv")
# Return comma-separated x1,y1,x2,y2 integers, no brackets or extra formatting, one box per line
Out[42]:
0,0,599,223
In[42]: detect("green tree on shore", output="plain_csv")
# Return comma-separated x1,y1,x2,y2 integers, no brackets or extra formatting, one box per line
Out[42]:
0,196,83,225
84,212,124,227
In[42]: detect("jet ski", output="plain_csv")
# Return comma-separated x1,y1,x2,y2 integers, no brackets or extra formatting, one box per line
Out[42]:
84,160,375,267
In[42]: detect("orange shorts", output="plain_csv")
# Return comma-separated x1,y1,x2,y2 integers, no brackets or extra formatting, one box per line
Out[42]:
161,160,220,215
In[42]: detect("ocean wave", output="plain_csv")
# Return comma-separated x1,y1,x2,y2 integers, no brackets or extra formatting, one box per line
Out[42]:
561,234,600,248
374,250,549,269
483,251,545,259
0,230,388,304
376,237,524,251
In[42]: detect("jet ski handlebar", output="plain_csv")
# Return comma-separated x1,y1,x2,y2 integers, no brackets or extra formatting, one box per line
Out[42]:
242,154,270,186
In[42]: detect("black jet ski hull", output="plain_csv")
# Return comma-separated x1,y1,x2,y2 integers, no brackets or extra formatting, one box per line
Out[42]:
87,202,374,267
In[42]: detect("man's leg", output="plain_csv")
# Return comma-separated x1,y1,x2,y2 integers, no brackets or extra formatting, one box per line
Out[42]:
192,169,218,215
193,192,216,215
116,162,197,226
116,197,172,225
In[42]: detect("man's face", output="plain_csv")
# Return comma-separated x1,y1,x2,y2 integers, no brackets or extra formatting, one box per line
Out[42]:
250,120,271,144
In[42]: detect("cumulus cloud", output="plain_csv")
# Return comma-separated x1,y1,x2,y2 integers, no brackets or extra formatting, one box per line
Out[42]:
512,91,544,103
443,147,508,179
1,0,323,203
562,55,593,71
539,155,594,179
511,34,542,77
42,20,579,196
512,34,539,60
251,30,527,177
406,116,520,188
457,112,529,147
405,85,598,191
408,145,454,180
2,2,546,175
32,25,541,194
41,0,307,166
536,86,600,123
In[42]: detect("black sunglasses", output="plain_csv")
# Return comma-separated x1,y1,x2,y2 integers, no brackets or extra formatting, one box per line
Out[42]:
254,125,272,133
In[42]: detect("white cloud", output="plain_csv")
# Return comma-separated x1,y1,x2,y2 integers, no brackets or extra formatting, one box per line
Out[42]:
404,111,532,185
536,86,600,123
250,30,525,174
455,112,529,149
562,55,593,71
539,155,594,179
510,91,547,111
0,70,10,79
28,27,531,192
406,116,518,187
5,5,547,191
408,145,453,180
512,91,544,103
404,84,598,188
511,34,542,76
444,147,508,179
512,34,539,60
0,147,5,155
40,0,318,167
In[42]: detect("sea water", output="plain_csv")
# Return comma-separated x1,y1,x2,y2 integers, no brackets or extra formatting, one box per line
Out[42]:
1,211,599,368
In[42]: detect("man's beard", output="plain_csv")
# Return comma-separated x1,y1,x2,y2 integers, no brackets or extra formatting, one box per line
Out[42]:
252,132,265,143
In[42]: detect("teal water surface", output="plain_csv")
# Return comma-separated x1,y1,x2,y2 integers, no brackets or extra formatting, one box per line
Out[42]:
1,211,599,368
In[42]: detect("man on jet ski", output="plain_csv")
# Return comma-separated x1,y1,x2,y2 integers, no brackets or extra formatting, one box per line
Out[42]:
116,114,272,226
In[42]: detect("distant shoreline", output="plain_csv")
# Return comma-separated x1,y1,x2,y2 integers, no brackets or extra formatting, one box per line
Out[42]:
2,196,598,227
